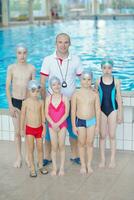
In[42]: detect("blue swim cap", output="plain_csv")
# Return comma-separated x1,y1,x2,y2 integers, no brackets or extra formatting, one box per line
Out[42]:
101,57,114,68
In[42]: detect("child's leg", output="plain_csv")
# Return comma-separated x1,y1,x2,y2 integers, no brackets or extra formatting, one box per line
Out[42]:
78,127,86,174
58,128,66,176
99,112,108,168
49,128,58,175
12,111,22,168
25,136,30,167
36,138,43,169
108,111,117,168
27,135,35,173
86,126,95,174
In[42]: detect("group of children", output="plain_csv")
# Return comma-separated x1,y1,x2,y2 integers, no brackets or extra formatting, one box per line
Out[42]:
20,57,123,177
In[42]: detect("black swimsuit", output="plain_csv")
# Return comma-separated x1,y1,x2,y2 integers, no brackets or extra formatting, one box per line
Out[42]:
98,77,118,117
12,98,24,110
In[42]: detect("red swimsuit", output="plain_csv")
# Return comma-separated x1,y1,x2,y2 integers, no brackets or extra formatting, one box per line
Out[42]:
48,95,67,129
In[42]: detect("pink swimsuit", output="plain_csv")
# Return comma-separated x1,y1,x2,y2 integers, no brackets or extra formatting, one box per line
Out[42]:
48,95,67,129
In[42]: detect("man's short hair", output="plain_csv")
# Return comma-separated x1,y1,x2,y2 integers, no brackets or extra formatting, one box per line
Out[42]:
56,33,71,44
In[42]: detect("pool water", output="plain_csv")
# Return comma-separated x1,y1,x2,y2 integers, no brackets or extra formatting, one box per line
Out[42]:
0,20,134,108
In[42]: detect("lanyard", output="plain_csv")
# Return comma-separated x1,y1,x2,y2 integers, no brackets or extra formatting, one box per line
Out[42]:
56,59,69,83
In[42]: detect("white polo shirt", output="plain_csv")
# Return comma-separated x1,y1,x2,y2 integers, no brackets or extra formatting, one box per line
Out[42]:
40,52,83,98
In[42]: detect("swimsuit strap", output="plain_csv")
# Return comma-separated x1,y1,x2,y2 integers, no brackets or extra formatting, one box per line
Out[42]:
101,76,114,85
50,94,62,104
113,76,115,84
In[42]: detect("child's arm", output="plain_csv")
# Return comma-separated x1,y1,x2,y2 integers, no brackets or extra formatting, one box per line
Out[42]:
95,93,101,134
20,101,27,136
6,65,16,117
115,79,123,123
71,92,78,135
95,79,99,90
56,96,69,127
41,100,46,137
45,96,55,126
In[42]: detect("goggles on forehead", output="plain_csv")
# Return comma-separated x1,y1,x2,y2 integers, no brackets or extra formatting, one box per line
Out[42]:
31,86,41,93
101,60,113,67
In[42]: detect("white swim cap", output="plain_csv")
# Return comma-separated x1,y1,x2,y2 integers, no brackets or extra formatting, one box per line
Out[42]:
16,43,27,51
27,80,41,90
81,68,93,79
49,76,61,88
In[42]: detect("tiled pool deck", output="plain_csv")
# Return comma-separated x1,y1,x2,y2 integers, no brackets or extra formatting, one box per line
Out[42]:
0,141,134,200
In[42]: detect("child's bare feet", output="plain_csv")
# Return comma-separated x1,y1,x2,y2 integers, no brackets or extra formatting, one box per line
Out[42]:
108,161,116,168
14,159,22,168
99,160,105,168
59,168,65,176
80,167,86,174
51,169,57,176
87,166,93,175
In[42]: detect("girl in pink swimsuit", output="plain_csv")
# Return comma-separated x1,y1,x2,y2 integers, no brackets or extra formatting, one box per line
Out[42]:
45,76,69,176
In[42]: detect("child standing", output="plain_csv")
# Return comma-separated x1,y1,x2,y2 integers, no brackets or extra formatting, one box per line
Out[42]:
96,58,123,168
45,76,69,176
21,80,48,177
71,70,100,174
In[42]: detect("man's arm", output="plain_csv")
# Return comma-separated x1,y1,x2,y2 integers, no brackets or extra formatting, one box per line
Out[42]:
40,56,50,100
40,74,47,101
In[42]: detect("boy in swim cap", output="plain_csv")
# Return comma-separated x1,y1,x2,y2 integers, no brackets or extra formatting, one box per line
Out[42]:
45,76,69,176
6,43,35,168
96,57,123,168
71,69,100,174
20,80,48,177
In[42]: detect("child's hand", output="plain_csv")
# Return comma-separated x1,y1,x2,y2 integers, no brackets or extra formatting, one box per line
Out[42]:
21,130,25,137
95,126,99,135
117,111,123,124
42,126,46,138
9,105,17,118
52,123,60,132
92,87,98,93
72,126,78,135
